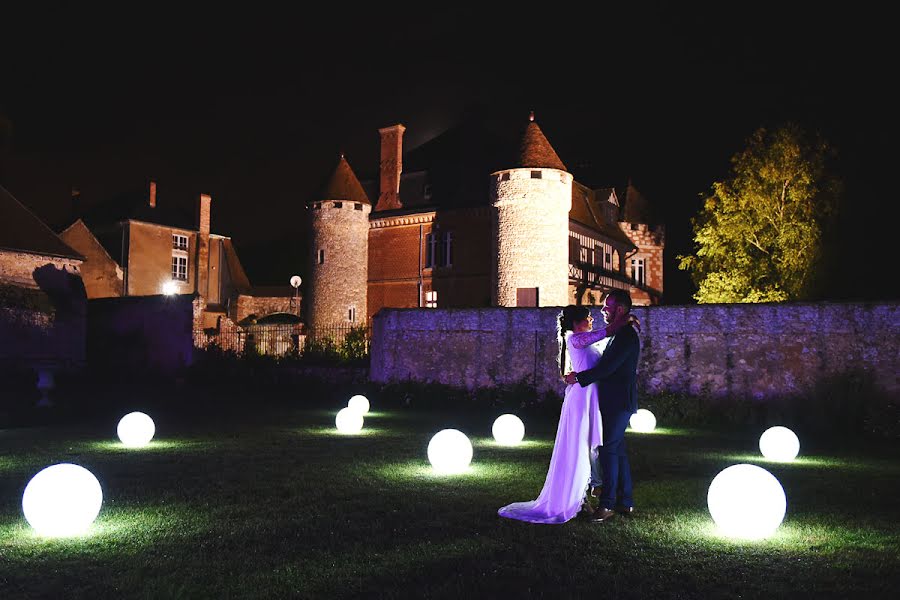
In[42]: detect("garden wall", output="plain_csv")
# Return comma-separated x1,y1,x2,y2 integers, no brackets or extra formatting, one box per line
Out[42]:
370,303,899,402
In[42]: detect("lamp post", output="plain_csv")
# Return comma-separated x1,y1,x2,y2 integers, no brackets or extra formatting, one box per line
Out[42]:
290,275,302,316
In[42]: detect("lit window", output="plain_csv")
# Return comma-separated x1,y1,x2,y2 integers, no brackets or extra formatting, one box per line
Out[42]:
631,258,646,286
171,256,188,281
172,234,188,250
579,246,589,263
318,249,325,265
425,290,438,308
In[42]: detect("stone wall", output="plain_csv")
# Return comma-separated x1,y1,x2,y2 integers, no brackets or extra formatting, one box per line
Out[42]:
370,303,900,401
0,250,87,371
88,294,194,375
235,294,295,324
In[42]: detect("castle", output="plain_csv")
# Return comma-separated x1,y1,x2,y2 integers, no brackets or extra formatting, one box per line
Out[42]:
306,113,664,332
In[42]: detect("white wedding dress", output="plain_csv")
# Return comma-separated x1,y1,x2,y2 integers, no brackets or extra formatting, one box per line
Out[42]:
498,331,604,524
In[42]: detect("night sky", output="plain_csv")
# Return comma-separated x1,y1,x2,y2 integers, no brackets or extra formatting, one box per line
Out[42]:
1,5,894,304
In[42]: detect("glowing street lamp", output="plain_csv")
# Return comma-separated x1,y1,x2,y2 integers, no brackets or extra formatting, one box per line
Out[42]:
759,426,800,462
22,463,103,537
707,464,786,539
492,414,525,445
427,429,473,474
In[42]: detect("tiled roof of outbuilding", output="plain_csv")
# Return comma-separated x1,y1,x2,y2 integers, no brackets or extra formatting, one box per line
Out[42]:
0,185,83,259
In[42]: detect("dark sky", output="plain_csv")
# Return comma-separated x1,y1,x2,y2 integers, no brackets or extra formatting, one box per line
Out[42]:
1,4,895,303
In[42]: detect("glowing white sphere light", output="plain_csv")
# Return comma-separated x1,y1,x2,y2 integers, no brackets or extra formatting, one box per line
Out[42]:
348,394,370,415
335,407,364,434
492,414,525,445
161,281,178,295
427,429,473,474
22,463,103,537
629,408,657,432
707,464,786,539
117,411,156,447
759,426,800,462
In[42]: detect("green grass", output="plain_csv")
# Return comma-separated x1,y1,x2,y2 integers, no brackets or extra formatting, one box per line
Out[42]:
1,404,899,599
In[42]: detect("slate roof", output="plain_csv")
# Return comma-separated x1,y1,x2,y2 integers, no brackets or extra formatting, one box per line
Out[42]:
622,180,656,225
319,155,371,204
0,184,83,259
570,183,635,248
80,182,197,231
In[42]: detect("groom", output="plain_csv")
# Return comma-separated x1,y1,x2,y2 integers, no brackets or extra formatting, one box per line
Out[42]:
565,289,640,523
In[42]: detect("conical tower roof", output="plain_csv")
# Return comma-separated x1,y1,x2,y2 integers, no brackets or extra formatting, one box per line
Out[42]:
517,112,567,171
320,155,370,204
623,179,655,224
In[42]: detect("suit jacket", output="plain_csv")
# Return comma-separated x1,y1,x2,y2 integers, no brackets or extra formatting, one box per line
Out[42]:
575,324,640,415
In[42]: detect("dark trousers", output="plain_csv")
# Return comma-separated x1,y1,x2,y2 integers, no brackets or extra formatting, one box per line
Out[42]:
597,409,633,510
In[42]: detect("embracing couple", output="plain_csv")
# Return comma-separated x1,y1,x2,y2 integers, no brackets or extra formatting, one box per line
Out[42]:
498,288,641,524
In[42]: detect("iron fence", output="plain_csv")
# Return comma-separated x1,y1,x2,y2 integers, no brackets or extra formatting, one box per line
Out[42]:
194,322,371,358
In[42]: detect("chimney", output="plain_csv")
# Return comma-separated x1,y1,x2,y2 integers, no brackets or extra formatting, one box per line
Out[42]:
149,180,157,208
196,193,211,298
376,124,405,211
71,186,81,216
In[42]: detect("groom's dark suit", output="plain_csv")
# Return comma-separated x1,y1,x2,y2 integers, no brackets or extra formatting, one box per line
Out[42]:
575,323,640,510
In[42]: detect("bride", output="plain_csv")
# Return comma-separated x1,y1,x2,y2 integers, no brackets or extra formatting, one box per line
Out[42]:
498,304,633,524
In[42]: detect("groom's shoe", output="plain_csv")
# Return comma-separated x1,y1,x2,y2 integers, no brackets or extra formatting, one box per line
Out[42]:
578,501,595,518
590,508,616,523
614,506,635,517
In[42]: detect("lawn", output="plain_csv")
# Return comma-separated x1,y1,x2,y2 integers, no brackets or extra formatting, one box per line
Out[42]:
1,397,898,599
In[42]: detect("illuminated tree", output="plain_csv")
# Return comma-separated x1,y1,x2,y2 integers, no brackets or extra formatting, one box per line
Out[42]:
679,124,839,303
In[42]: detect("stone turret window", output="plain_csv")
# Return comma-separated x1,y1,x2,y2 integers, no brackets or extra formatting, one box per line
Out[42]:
500,172,510,182
348,306,357,322
317,249,325,264
531,171,542,179
354,203,363,210
333,202,343,209
314,202,322,209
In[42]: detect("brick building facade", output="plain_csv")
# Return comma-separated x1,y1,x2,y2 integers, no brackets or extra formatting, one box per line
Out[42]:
60,184,297,333
307,112,665,329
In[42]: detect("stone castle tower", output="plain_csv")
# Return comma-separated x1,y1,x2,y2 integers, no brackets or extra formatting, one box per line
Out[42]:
307,155,371,330
490,113,572,307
